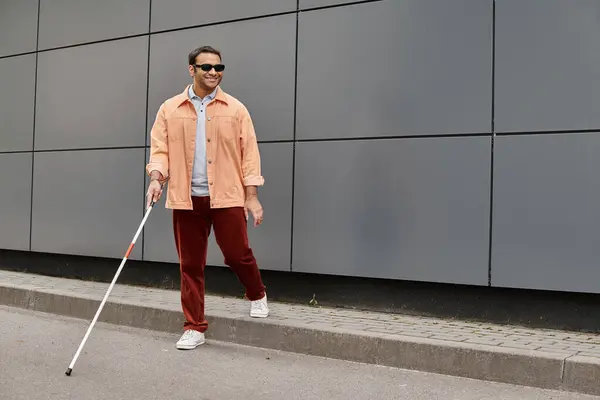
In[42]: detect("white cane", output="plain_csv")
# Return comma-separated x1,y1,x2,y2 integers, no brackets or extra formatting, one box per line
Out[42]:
65,191,161,376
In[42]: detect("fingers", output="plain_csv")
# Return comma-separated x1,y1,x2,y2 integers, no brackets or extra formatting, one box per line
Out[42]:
153,189,162,204
244,207,249,221
146,187,162,209
252,208,263,227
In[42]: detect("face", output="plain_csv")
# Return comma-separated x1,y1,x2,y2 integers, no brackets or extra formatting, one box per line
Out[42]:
188,52,224,92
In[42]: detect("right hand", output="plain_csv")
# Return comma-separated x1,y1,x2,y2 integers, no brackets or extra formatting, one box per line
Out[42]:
146,180,163,209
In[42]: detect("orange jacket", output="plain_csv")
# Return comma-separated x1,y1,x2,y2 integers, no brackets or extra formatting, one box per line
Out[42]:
146,85,264,209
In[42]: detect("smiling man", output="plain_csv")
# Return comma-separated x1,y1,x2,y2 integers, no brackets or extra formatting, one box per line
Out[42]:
145,45,269,350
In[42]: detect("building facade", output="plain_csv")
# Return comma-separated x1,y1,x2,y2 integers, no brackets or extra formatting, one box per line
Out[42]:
1,0,599,294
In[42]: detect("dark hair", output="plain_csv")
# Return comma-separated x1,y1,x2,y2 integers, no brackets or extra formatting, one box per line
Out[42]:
188,46,222,65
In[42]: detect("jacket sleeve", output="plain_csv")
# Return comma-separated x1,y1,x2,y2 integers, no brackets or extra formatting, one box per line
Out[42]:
239,105,265,187
146,102,169,182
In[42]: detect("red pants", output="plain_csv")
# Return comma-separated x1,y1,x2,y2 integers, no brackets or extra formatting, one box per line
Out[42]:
173,196,266,333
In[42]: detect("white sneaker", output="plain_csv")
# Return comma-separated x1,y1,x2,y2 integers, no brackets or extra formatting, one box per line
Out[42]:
176,329,205,350
250,294,269,318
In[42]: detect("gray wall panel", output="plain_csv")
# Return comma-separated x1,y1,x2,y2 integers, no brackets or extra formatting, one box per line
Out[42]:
495,0,600,133
151,0,296,32
491,133,600,293
38,0,149,50
293,137,491,284
143,143,293,272
0,153,32,251
296,0,493,140
147,15,296,144
0,0,38,57
0,54,36,152
142,166,177,263
35,37,149,150
31,149,145,259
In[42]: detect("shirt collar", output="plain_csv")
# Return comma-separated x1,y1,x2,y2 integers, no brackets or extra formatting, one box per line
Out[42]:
188,84,218,102
175,84,228,107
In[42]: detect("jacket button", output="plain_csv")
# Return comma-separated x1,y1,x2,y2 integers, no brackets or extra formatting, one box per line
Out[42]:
207,117,211,121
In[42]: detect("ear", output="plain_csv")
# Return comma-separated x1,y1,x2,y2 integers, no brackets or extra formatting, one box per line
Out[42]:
188,65,195,77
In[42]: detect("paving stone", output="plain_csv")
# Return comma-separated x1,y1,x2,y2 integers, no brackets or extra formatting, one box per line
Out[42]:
499,342,542,351
577,351,600,358
463,338,504,346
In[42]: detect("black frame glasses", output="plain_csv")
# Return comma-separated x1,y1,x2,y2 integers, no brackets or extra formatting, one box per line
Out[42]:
194,63,225,72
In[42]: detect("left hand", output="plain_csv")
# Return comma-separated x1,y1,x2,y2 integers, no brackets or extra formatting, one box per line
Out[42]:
244,196,264,227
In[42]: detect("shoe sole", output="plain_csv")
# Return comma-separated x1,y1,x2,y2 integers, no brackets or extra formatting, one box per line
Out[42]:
250,312,269,318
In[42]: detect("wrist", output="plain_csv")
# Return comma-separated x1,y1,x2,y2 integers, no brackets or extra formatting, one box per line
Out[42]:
245,186,258,199
150,170,163,182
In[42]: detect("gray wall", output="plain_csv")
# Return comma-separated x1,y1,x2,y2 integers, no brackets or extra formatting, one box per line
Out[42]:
1,0,599,294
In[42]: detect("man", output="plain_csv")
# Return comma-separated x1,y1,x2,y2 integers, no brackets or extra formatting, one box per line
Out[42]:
145,45,269,350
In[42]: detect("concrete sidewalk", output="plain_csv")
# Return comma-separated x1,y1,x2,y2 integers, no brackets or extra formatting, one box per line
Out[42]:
1,270,599,396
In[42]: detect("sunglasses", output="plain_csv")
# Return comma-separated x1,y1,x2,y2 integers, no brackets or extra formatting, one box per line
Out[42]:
194,63,225,72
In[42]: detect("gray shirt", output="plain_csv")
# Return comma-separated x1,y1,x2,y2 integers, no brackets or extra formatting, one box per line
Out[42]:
188,85,217,197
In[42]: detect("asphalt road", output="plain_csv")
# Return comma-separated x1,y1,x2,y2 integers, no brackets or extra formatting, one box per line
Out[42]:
1,306,598,400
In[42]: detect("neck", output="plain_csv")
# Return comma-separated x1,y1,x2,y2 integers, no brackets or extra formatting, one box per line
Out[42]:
193,83,214,98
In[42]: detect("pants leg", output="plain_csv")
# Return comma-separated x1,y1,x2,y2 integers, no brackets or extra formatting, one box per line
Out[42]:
212,206,266,301
173,197,212,332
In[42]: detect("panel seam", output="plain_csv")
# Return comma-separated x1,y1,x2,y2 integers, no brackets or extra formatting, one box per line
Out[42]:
141,0,152,261
488,0,496,287
497,129,600,136
29,0,41,251
0,51,37,60
0,133,496,155
300,0,385,13
296,133,492,142
290,1,299,272
11,145,149,154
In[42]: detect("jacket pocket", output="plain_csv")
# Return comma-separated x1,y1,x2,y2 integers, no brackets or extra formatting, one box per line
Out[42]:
214,116,239,143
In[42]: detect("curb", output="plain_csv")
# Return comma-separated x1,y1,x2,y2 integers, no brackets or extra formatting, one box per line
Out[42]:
1,283,599,396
